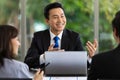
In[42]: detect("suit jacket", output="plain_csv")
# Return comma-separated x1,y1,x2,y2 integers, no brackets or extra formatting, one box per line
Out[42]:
0,58,33,78
88,44,120,80
24,29,84,68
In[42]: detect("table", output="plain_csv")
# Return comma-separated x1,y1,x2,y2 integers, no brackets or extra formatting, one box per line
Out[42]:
43,77,87,80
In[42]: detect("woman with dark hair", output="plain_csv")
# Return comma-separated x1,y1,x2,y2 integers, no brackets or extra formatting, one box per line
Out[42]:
0,25,43,80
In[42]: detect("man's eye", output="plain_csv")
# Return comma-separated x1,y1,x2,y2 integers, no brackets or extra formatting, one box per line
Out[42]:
61,16,64,18
53,17,57,19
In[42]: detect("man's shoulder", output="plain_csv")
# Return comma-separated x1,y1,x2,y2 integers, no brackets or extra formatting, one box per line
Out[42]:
93,50,113,60
64,29,79,36
33,29,49,37
34,29,49,34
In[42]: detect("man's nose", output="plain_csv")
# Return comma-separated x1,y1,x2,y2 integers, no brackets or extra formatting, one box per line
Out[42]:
58,17,62,22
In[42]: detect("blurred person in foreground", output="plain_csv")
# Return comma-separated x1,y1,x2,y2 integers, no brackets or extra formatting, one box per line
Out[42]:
0,25,43,80
88,10,120,80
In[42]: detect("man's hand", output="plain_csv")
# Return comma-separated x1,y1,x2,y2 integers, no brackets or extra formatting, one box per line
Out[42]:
42,44,64,60
86,39,98,58
48,44,64,51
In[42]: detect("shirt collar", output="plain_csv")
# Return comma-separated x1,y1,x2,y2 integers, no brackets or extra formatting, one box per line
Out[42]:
49,30,63,40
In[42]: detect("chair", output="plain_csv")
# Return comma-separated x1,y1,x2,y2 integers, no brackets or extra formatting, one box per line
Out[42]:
97,79,120,80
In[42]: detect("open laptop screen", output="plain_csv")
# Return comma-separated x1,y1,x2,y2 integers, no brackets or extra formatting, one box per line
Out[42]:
45,51,87,76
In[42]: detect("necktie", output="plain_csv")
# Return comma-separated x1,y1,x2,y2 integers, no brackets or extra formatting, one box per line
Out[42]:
53,36,59,48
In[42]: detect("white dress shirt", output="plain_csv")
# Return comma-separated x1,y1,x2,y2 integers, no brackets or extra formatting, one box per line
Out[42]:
39,30,63,64
39,30,89,80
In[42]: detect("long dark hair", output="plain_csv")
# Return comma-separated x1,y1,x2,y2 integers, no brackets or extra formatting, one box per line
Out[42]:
0,25,18,66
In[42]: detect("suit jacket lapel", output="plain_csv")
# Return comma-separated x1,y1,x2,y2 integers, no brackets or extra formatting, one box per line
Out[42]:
61,29,69,50
43,30,50,51
42,29,70,51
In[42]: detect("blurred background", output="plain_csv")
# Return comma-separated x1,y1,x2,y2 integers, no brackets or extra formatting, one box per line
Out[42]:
0,0,120,61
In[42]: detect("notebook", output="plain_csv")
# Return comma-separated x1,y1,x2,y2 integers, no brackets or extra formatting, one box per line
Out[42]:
45,51,87,76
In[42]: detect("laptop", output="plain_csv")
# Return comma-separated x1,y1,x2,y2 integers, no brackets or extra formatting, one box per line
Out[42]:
45,51,87,76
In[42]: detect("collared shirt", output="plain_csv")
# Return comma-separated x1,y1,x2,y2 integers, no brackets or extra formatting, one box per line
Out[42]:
50,30,63,49
40,30,63,64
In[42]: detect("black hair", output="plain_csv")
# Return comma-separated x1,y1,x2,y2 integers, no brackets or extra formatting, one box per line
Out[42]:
44,2,64,19
112,11,120,38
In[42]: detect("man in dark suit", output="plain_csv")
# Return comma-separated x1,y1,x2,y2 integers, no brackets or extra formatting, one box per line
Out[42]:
24,2,97,68
88,11,120,80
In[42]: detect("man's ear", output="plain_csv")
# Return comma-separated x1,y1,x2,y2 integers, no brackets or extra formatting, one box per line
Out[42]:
45,19,49,25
